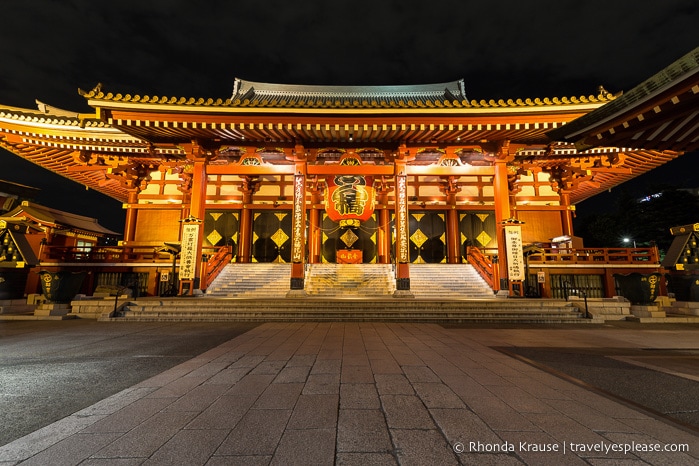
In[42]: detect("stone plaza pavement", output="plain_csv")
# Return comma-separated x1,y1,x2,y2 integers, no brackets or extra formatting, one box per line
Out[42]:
1,322,697,465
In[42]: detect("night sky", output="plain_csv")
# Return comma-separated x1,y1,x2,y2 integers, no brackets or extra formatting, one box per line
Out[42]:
1,0,697,233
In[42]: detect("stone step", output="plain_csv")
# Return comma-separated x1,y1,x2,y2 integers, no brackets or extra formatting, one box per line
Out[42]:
305,264,395,297
206,263,496,299
207,264,291,298
107,297,599,323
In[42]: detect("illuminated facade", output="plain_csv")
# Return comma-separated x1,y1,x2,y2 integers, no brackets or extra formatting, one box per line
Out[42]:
1,70,690,298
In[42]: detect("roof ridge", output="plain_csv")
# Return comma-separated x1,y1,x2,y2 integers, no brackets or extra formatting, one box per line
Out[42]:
232,78,466,96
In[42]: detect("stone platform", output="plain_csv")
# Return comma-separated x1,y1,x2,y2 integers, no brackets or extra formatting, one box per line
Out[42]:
103,297,596,324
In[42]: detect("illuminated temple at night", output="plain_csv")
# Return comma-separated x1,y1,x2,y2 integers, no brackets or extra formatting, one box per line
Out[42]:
1,47,697,319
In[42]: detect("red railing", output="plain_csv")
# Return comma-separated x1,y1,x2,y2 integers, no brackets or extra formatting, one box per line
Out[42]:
466,246,499,290
525,247,659,264
41,245,170,263
465,246,659,291
203,245,233,290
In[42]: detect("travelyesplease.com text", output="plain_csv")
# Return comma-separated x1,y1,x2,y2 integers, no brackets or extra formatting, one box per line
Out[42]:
453,440,690,455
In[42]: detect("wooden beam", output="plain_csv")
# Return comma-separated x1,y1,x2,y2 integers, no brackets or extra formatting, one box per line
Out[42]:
306,165,395,176
406,165,494,176
206,164,295,175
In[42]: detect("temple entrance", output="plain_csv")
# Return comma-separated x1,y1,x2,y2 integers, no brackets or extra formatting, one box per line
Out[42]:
320,213,378,263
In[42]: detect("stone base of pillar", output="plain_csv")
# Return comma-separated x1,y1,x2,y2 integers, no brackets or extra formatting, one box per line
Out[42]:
393,289,415,298
290,277,305,290
396,278,410,290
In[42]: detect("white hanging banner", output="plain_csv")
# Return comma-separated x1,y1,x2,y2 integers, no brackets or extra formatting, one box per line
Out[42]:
504,225,524,281
179,223,199,280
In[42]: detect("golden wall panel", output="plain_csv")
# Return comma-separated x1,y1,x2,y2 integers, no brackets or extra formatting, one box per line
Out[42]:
134,209,181,243
518,211,563,244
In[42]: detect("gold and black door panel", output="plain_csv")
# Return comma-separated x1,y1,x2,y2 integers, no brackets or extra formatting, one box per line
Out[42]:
252,211,292,263
459,211,496,261
204,211,239,260
392,212,447,263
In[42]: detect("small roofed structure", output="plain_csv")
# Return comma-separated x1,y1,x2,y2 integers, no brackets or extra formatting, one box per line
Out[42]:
5,201,118,240
0,201,119,299
0,179,40,215
661,223,699,302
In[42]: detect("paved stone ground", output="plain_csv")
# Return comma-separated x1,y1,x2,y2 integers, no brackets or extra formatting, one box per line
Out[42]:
0,320,258,446
1,322,698,465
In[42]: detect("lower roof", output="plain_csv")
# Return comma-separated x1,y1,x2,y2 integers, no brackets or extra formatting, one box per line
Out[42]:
548,47,699,152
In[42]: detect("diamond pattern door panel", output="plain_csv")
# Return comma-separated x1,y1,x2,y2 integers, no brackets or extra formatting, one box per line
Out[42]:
399,212,446,263
203,211,239,260
252,211,292,263
460,211,496,261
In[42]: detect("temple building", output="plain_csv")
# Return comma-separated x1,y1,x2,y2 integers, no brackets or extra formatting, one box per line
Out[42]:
1,47,696,301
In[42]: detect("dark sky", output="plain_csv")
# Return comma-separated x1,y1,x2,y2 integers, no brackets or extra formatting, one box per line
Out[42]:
1,0,697,232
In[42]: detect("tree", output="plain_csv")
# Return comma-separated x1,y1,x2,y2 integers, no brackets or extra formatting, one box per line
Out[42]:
575,187,699,253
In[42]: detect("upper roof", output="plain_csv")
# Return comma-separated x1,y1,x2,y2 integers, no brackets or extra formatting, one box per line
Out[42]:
229,79,469,108
75,80,615,148
548,47,699,151
79,79,615,112
0,76,682,205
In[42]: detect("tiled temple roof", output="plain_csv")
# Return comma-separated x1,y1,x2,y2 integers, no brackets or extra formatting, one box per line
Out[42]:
0,103,107,128
6,201,118,235
79,79,616,110
548,47,699,151
229,79,469,108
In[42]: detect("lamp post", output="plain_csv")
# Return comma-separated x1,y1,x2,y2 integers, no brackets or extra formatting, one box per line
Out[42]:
622,237,636,248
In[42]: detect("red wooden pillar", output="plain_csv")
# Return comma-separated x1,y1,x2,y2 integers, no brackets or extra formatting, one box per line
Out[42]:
446,208,460,263
122,189,139,243
444,177,460,263
604,269,617,298
189,159,207,291
289,153,307,290
493,158,512,292
560,191,574,237
237,177,256,263
394,155,410,292
376,183,391,264
308,184,322,264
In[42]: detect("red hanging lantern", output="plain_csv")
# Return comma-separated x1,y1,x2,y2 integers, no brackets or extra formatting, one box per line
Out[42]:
325,174,375,227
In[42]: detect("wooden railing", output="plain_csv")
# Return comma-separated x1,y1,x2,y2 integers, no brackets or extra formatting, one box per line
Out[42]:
41,245,170,263
202,245,233,290
466,246,499,290
465,246,659,292
525,247,659,264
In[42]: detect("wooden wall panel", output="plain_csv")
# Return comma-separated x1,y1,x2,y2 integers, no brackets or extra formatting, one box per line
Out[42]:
134,209,181,243
518,211,562,244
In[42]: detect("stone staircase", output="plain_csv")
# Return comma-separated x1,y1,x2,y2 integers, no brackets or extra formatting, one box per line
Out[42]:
106,262,597,323
305,264,395,297
205,263,291,298
108,297,593,323
410,264,495,299
205,263,494,300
